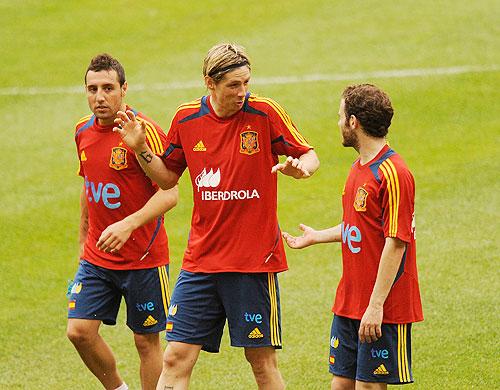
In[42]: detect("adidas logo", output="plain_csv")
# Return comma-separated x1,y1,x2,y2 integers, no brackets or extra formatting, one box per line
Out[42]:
193,140,206,151
248,327,264,339
143,315,158,327
373,364,389,375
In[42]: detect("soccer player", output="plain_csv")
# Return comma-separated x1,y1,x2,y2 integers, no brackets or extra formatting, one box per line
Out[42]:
282,84,423,389
113,43,320,389
66,54,178,390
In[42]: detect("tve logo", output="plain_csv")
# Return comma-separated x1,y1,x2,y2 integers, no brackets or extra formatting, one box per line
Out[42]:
244,312,263,324
371,348,389,359
85,176,121,209
136,302,155,312
341,222,362,253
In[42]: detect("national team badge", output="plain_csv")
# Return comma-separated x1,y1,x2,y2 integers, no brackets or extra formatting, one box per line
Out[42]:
354,186,368,212
109,147,128,170
240,131,260,155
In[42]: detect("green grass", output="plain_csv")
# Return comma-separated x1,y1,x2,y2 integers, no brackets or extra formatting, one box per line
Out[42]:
0,0,499,388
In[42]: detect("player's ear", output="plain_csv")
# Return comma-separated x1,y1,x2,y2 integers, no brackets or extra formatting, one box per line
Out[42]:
349,115,358,129
121,81,128,96
204,76,215,91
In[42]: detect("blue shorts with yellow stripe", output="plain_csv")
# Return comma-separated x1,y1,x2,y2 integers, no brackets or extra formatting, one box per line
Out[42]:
67,260,170,334
166,270,282,353
329,315,414,384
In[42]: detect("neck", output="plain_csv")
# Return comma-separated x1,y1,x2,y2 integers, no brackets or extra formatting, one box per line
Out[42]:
210,96,237,118
358,136,387,165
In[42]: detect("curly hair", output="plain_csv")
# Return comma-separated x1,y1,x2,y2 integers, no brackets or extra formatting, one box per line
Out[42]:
342,84,393,137
85,53,126,86
203,43,251,83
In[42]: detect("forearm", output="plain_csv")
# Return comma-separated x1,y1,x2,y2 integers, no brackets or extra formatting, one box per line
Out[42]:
313,224,342,244
79,188,89,257
368,237,406,308
123,186,178,230
299,149,320,176
135,144,179,190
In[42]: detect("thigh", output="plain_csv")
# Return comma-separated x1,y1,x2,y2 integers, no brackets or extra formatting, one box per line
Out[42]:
67,260,121,325
356,323,413,384
220,272,282,349
122,264,170,334
329,315,359,380
166,270,226,353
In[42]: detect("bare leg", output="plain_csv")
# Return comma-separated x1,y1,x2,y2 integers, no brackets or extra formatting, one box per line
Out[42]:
134,332,163,390
156,341,202,390
244,347,285,390
331,375,355,390
67,318,123,390
355,381,387,390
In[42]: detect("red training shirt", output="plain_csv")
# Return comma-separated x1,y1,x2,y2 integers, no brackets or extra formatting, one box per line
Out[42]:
333,144,423,323
75,107,169,270
161,93,313,273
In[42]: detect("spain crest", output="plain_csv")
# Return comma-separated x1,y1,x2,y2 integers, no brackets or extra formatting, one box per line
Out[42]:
354,186,368,212
109,147,128,170
240,131,260,155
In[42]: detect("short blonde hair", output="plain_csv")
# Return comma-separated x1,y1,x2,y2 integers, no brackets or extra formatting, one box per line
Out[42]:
203,43,251,82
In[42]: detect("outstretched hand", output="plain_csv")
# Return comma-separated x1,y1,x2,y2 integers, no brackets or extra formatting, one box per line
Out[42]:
271,156,311,179
113,110,147,152
282,224,316,249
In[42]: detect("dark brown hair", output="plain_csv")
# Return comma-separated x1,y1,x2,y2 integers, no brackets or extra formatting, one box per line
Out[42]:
85,53,126,86
342,84,393,137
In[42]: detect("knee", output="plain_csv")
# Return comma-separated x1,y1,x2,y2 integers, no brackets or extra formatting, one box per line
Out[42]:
134,333,160,356
162,343,199,372
66,323,95,347
244,348,278,379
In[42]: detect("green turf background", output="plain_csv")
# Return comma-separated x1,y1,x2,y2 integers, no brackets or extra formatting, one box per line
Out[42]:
0,1,498,388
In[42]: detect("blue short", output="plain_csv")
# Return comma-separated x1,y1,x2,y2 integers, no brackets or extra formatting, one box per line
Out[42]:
329,315,414,384
67,260,170,334
166,270,282,353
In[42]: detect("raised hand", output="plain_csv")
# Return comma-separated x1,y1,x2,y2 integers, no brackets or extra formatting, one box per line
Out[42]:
113,110,147,152
271,156,311,178
282,223,317,249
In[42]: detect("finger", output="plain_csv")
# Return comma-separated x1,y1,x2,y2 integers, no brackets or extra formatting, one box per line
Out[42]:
359,326,366,343
291,158,300,168
271,164,284,173
299,223,308,232
375,325,382,339
96,231,112,248
125,109,136,121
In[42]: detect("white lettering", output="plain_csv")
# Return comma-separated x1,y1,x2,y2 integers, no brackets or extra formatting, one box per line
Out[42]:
201,189,260,201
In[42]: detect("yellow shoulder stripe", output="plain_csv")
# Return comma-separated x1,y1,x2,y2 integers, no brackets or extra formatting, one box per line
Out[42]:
75,114,92,127
249,97,311,147
380,159,400,236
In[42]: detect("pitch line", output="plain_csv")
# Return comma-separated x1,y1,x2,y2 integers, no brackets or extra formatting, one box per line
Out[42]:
1,64,498,96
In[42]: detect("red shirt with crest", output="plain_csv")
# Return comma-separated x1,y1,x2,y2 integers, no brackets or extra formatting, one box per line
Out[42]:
74,107,169,270
333,144,423,323
161,93,313,273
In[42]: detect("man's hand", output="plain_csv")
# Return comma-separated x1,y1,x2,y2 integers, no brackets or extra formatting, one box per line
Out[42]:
271,156,311,179
96,219,134,253
282,224,317,249
113,110,147,153
359,305,383,343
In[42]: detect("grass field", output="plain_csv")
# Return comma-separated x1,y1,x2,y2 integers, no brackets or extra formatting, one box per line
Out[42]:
0,1,499,389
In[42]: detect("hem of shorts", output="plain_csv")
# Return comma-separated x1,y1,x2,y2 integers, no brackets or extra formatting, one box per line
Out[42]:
67,314,116,326
127,323,167,334
230,342,282,350
356,377,414,385
165,335,218,353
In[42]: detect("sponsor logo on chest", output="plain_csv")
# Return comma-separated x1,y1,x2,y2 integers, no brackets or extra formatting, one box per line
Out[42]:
195,168,260,201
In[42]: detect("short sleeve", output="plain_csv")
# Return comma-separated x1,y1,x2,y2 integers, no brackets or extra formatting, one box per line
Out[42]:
379,159,415,242
266,99,313,157
160,114,187,177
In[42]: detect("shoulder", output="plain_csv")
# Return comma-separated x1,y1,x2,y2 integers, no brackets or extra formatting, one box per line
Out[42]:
135,110,163,131
172,98,204,122
377,152,414,187
246,94,288,117
74,114,94,138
